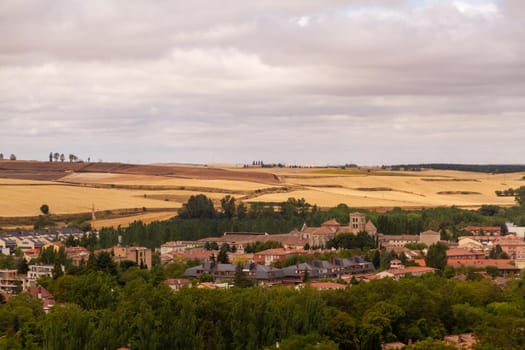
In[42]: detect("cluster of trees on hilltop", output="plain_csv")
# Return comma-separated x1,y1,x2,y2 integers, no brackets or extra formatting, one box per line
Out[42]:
3,264,525,349
388,163,525,174
0,153,17,160
48,152,80,163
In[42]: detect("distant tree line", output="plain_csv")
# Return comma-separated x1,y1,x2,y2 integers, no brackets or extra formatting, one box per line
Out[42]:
388,163,525,174
0,153,16,160
48,152,80,162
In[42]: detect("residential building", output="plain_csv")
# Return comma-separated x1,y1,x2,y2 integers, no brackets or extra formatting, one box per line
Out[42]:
27,264,56,282
66,246,90,266
0,270,20,294
0,238,16,254
389,259,403,269
506,223,525,239
253,248,307,266
463,226,501,236
0,228,84,253
23,248,41,262
41,241,65,252
419,230,441,246
27,286,55,313
160,241,200,255
184,256,374,285
494,235,525,261
378,235,419,248
447,259,520,275
446,248,485,260
164,278,192,291
443,333,477,350
376,262,436,280
457,237,484,251
161,249,213,264
198,232,278,252
113,246,152,269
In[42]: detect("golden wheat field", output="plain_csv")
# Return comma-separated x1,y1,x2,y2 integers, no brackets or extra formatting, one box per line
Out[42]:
0,183,182,217
1,167,523,226
255,169,525,209
90,211,177,230
60,172,277,191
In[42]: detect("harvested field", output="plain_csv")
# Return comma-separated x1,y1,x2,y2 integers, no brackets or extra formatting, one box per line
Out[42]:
1,161,524,227
248,169,525,209
59,172,276,191
0,182,182,217
0,178,57,185
140,190,233,204
0,160,280,184
90,211,177,229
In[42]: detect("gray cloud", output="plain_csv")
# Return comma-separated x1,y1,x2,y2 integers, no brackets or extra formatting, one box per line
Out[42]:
0,0,524,164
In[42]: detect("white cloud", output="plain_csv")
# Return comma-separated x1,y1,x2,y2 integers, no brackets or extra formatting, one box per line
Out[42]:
453,1,499,17
0,0,523,164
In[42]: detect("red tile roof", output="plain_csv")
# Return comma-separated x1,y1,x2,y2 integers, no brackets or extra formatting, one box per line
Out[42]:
446,248,484,257
321,219,341,226
386,266,436,275
255,248,307,256
448,259,517,270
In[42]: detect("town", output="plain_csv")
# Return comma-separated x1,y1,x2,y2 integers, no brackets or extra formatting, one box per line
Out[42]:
3,205,525,349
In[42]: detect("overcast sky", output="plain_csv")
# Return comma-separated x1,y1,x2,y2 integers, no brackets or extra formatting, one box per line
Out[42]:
1,0,524,165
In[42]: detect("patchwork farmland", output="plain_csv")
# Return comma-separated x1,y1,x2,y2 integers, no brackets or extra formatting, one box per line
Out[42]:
0,160,522,228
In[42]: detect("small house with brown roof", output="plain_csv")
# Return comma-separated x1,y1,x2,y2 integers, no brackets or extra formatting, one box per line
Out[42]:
444,333,477,349
254,248,307,266
27,286,55,313
446,248,485,260
164,278,192,291
376,265,436,280
65,246,90,266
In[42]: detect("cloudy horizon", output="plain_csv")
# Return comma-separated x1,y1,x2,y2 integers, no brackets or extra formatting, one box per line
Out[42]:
1,0,524,165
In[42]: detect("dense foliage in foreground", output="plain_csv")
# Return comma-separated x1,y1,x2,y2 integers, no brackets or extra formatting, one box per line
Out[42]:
2,268,525,349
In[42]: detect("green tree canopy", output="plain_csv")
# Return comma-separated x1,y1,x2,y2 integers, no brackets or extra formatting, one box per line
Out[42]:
425,243,448,271
178,194,217,219
40,204,50,215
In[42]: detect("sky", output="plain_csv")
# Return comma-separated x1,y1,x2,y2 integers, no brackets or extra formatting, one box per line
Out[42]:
1,0,524,165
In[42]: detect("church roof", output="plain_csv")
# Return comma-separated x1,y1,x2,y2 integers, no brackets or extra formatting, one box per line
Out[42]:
321,219,341,227
365,220,377,233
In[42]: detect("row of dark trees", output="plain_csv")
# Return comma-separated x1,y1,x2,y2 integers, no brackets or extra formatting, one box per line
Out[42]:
48,152,79,163
389,163,525,174
0,153,16,160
